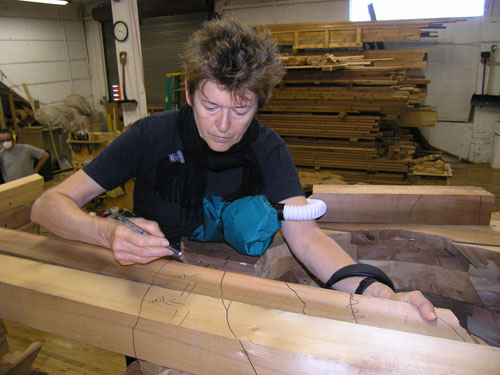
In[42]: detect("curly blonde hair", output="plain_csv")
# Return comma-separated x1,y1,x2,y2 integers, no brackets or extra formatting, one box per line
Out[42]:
182,16,284,108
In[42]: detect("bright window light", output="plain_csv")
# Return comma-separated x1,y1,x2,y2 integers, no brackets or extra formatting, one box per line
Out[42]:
350,0,485,21
18,0,68,5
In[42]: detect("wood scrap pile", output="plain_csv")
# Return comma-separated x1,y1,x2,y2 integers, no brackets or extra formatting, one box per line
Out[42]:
258,19,463,185
410,154,452,185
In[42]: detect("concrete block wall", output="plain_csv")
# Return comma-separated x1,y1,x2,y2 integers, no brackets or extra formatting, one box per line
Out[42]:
421,2,500,166
0,1,106,111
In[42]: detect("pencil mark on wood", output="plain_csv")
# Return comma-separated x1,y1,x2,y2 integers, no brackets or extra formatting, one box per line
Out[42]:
179,310,190,327
169,309,178,323
478,196,482,225
220,271,258,375
408,195,423,224
186,282,197,298
180,282,190,297
438,317,467,342
148,296,184,307
347,294,363,324
180,273,201,280
284,282,307,315
132,261,168,358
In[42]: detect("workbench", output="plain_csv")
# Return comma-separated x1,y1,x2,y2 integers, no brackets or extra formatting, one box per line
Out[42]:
1,179,499,374
0,225,499,374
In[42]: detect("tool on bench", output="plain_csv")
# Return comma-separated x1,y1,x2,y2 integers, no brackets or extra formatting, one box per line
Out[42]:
110,212,186,263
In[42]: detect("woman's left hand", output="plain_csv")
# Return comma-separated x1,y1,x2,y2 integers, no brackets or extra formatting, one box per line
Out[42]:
389,290,437,321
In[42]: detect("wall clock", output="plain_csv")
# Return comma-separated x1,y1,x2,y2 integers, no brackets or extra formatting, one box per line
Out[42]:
113,20,129,42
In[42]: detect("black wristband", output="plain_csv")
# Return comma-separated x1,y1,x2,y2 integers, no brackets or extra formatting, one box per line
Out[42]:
354,277,378,295
324,263,395,291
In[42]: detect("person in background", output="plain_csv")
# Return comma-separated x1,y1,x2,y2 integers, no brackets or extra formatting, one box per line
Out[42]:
0,129,49,183
31,17,437,323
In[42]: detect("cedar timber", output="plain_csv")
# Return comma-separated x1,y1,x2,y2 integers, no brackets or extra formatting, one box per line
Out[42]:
313,185,496,225
0,246,500,374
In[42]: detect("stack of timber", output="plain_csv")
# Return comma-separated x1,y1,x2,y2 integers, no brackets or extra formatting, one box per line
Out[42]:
258,19,461,185
1,228,500,373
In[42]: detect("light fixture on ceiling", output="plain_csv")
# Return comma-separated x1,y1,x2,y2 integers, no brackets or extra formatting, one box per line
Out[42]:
18,0,68,5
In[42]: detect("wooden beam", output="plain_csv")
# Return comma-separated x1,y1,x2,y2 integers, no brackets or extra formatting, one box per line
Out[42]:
21,83,36,114
8,89,19,134
0,253,498,374
0,174,44,212
0,206,31,230
0,99,6,130
0,228,474,342
313,185,496,225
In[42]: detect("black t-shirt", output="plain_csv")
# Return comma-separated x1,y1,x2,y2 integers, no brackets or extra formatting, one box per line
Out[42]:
84,109,304,241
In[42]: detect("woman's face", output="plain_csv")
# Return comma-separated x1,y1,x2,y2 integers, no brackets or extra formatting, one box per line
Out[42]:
186,80,258,152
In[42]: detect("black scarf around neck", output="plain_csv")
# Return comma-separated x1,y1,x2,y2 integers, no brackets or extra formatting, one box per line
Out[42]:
155,104,263,218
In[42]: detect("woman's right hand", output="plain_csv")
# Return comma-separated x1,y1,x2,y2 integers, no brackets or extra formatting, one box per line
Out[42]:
108,217,175,265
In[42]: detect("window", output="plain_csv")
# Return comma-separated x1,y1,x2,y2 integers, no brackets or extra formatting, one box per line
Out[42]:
350,0,485,21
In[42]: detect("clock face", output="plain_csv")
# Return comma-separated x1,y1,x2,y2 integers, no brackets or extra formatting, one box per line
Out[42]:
113,21,128,42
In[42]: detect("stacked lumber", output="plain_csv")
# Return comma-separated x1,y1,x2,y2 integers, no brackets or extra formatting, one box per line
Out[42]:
258,19,461,184
265,19,464,51
399,105,439,127
257,113,380,141
1,228,500,374
286,137,408,172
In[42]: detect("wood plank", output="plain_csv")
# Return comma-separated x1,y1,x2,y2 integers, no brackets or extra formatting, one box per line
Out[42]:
0,228,473,342
0,254,498,375
0,174,44,212
0,206,31,229
8,88,19,133
313,185,496,225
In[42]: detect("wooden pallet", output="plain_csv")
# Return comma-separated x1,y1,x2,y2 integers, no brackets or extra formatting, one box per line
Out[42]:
265,19,465,51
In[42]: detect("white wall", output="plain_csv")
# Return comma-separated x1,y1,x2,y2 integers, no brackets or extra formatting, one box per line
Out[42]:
419,3,500,165
215,0,348,24
0,0,106,111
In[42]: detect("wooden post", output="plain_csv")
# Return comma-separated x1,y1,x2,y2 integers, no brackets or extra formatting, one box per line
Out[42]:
0,100,6,129
8,89,19,134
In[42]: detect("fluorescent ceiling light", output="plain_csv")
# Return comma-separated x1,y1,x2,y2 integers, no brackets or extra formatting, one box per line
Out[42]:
18,0,68,5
